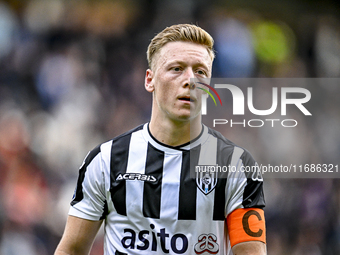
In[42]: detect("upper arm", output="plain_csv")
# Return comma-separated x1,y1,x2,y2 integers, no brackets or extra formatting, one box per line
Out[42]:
54,215,103,255
232,241,266,255
225,147,265,216
225,148,266,254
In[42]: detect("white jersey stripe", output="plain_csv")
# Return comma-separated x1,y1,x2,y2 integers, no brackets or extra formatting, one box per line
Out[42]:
160,153,182,220
125,130,148,218
196,135,217,234
226,146,248,215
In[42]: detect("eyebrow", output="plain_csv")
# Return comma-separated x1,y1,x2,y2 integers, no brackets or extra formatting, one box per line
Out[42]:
166,60,210,70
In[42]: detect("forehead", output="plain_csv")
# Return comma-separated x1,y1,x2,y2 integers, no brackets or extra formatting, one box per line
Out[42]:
154,41,212,69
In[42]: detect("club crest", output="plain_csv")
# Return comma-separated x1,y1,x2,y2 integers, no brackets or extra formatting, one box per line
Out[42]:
196,167,218,195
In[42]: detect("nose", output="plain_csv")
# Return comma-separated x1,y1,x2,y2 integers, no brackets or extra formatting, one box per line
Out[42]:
183,68,196,89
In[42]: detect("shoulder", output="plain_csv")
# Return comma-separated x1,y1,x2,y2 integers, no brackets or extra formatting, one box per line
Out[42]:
88,124,145,156
205,126,254,160
206,126,235,146
111,124,145,144
78,124,146,179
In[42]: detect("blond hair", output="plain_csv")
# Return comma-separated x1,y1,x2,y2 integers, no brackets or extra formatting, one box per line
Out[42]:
147,24,215,70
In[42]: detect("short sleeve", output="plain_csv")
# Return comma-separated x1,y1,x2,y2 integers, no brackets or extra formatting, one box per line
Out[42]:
69,145,107,221
225,146,265,217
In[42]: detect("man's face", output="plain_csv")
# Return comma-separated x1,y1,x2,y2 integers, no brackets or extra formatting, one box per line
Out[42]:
145,41,212,123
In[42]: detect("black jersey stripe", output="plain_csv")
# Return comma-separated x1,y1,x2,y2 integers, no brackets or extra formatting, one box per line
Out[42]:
213,137,233,220
110,134,133,216
213,178,227,221
71,145,101,206
241,152,266,209
213,136,227,220
143,143,164,219
208,128,244,220
243,181,265,208
100,200,109,220
115,250,127,255
178,146,200,220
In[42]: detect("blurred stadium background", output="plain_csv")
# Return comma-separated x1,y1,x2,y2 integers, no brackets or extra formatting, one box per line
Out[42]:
0,0,339,254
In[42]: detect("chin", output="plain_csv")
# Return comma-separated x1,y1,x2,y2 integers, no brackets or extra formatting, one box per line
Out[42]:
166,108,201,123
173,113,201,123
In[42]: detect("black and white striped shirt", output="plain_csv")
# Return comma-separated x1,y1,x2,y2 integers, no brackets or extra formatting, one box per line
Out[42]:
70,123,265,255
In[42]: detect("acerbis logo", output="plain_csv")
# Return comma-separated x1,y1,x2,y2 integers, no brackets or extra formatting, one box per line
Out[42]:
194,233,219,254
121,224,188,254
116,173,157,183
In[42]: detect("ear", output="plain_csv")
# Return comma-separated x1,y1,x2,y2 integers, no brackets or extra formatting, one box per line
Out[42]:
145,69,155,93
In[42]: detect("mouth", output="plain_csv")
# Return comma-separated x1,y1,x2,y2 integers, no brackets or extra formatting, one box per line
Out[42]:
178,96,195,103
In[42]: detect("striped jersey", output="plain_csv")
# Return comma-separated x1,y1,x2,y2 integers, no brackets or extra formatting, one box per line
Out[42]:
69,123,265,255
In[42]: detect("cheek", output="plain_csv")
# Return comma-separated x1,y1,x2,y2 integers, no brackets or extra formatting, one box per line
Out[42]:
154,85,172,107
157,86,171,100
157,80,175,98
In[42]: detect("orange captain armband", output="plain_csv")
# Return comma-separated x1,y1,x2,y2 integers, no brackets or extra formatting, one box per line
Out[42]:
226,208,266,247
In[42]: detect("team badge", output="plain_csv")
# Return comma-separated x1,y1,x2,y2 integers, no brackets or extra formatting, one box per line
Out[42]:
196,168,218,195
194,233,219,254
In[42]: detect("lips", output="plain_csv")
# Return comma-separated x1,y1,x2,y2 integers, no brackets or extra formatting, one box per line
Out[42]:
178,96,195,102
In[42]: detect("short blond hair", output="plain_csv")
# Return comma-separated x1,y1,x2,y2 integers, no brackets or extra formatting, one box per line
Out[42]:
147,24,215,70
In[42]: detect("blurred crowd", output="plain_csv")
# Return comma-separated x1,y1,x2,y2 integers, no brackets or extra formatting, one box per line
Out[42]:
0,0,339,254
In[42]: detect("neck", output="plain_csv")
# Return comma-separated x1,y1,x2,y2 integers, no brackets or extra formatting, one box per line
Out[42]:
148,116,202,147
